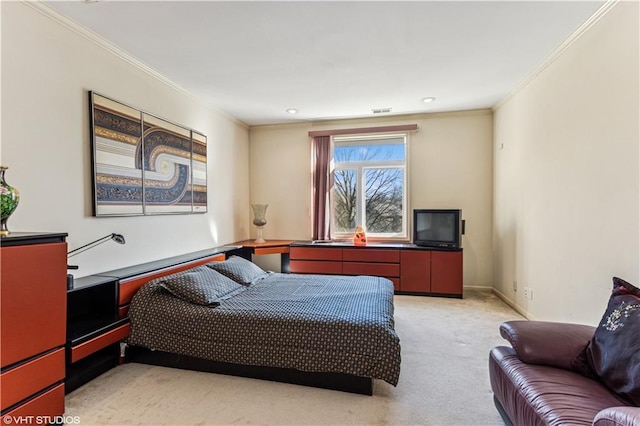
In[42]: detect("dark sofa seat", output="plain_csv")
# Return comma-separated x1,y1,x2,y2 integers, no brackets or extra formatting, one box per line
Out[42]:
489,321,640,426
490,346,629,425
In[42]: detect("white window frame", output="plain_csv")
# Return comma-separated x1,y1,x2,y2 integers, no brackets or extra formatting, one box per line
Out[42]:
332,133,408,240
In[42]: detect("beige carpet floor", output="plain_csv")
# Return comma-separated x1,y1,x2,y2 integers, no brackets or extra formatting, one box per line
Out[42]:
65,289,523,425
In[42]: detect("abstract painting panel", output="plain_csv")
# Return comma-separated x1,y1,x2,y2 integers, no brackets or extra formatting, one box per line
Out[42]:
191,131,208,213
142,113,193,214
91,93,144,216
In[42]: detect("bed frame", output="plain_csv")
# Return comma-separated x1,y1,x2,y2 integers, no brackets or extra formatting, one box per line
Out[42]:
115,248,374,395
125,345,373,395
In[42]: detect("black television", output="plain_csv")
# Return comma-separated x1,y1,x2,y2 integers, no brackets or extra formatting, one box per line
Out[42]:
413,209,462,249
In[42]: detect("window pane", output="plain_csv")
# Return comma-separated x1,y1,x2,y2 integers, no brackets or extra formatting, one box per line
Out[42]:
334,143,405,162
334,169,356,233
365,168,403,233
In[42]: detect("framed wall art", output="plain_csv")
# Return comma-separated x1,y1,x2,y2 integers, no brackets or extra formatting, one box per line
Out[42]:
90,91,208,216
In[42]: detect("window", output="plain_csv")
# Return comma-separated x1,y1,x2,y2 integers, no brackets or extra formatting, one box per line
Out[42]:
332,134,407,239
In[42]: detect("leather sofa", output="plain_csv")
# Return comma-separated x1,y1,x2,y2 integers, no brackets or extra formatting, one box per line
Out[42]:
489,320,640,426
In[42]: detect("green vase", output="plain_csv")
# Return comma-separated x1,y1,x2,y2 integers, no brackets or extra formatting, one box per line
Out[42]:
0,166,20,236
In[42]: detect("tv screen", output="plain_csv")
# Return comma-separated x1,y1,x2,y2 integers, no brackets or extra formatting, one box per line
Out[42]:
413,209,462,249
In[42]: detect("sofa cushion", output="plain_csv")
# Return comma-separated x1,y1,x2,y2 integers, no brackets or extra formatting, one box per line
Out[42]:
586,277,640,405
490,346,629,426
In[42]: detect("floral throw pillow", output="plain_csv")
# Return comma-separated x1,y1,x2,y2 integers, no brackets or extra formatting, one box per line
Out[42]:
585,277,640,405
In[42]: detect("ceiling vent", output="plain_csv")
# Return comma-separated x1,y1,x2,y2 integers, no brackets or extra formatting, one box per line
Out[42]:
372,108,392,114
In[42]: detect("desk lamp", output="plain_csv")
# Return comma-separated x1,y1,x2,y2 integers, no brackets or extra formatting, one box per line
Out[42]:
67,233,126,289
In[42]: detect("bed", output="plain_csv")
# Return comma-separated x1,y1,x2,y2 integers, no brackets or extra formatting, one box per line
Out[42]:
125,256,401,395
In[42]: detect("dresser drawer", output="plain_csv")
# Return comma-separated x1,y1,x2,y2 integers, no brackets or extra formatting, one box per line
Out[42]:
342,262,400,277
289,260,343,275
1,383,64,424
70,323,131,363
0,348,64,411
342,248,399,263
1,243,67,369
290,247,342,261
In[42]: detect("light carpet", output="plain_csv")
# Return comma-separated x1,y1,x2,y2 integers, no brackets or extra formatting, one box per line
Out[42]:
65,289,522,425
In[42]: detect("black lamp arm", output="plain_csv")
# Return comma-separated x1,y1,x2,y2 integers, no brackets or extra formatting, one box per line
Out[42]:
67,233,126,259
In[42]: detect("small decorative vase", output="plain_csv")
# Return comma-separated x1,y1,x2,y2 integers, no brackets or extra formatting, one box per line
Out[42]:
251,204,268,243
0,166,20,236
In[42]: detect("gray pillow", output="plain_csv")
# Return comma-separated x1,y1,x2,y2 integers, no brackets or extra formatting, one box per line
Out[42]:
206,255,268,285
159,265,245,305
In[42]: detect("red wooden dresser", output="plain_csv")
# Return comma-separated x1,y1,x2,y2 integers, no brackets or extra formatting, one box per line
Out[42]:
1,232,68,424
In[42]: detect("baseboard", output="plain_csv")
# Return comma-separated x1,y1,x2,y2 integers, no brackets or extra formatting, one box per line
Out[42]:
463,285,494,291
491,288,534,320
464,286,534,320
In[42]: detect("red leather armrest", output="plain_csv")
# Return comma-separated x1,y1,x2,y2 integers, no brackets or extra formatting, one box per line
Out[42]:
594,407,640,426
499,320,595,371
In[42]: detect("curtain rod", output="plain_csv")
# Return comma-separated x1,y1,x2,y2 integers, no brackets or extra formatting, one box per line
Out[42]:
308,124,418,137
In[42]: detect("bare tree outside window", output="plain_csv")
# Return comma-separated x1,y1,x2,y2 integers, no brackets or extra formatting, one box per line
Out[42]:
365,168,403,233
333,136,407,238
334,169,356,232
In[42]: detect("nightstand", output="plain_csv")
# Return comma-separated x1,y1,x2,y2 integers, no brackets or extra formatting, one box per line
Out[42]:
66,275,130,393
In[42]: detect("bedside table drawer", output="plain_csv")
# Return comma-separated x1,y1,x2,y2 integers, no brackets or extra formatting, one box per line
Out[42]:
0,348,64,411
70,323,131,363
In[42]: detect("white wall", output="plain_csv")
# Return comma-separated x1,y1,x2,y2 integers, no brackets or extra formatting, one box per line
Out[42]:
0,2,251,277
493,1,639,323
249,111,494,287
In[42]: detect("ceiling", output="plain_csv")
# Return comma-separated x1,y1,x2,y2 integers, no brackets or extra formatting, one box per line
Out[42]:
45,1,604,126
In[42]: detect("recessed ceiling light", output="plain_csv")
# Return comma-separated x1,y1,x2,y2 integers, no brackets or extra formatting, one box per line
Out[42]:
421,97,436,103
286,108,298,114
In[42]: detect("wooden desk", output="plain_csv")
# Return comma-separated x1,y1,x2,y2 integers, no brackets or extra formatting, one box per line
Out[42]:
231,240,294,272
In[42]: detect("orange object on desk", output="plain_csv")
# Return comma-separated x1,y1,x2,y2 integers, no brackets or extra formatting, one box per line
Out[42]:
353,226,367,246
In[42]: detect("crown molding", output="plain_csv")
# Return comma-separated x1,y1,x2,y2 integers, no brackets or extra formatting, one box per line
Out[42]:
21,0,248,129
493,0,620,111
249,108,493,132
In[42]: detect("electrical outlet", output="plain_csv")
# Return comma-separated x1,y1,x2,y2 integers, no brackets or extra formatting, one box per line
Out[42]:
524,287,533,301
513,280,517,292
